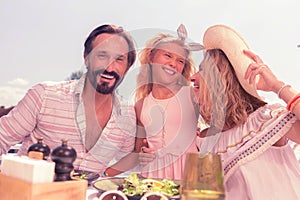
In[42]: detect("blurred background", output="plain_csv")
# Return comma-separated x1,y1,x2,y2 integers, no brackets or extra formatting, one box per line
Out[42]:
1,0,300,107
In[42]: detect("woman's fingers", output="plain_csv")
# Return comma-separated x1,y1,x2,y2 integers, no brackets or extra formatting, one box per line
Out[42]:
245,62,259,84
243,49,280,92
243,49,263,63
243,50,270,85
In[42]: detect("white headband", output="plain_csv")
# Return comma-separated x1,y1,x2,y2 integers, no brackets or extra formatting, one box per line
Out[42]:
177,24,204,51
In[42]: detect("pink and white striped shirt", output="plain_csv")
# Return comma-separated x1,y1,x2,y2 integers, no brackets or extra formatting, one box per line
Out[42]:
0,74,136,173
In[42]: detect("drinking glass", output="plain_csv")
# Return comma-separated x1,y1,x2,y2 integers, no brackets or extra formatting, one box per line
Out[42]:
181,152,225,200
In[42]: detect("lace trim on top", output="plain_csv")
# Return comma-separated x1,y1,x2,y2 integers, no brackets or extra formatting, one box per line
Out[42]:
224,113,295,177
209,104,297,181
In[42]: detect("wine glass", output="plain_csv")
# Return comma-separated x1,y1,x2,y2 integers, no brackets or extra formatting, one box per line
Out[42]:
181,152,225,200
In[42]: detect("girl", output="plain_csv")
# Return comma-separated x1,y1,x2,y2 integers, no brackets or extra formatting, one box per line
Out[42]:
135,25,202,180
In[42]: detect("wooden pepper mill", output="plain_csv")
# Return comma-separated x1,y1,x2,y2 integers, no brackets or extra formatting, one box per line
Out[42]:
51,139,77,181
27,137,51,160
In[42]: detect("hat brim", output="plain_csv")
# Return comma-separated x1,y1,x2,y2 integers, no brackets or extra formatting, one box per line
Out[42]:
203,24,261,100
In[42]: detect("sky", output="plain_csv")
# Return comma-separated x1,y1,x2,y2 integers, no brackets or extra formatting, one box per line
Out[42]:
0,0,300,107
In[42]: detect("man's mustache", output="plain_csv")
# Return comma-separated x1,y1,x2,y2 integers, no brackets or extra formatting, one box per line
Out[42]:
95,69,120,80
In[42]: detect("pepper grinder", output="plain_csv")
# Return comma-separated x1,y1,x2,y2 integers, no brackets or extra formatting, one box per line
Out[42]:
27,137,51,160
51,139,77,181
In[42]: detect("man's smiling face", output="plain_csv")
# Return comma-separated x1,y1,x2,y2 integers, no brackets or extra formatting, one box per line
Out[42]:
85,33,129,94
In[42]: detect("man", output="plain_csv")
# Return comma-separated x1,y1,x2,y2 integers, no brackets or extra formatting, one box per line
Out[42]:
0,24,137,174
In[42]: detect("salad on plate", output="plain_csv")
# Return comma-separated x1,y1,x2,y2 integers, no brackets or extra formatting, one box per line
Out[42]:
120,173,180,197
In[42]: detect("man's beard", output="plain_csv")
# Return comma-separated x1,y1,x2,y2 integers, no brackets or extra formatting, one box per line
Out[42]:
87,69,120,94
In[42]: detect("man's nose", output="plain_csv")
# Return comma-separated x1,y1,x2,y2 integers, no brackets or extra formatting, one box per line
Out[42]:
105,58,117,71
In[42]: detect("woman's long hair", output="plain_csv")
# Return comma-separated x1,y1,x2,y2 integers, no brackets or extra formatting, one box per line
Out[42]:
135,33,196,101
198,49,266,130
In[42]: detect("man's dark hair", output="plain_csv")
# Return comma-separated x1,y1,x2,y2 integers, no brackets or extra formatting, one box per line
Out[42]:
84,24,136,69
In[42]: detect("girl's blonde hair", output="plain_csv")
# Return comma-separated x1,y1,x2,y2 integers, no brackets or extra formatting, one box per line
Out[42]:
135,33,196,101
198,49,266,130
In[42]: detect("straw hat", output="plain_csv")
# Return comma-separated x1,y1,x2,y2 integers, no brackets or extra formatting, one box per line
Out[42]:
203,24,261,100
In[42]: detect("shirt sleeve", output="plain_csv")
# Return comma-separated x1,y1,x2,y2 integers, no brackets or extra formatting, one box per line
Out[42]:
0,83,45,154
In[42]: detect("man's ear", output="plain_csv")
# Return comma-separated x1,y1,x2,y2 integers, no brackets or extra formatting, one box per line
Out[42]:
84,54,89,69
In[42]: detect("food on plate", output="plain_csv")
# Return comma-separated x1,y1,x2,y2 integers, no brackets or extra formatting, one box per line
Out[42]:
120,173,180,197
72,169,100,184
73,171,87,179
72,170,87,179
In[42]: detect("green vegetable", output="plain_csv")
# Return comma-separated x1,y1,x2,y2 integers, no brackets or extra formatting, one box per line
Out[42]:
121,173,180,197
79,172,87,179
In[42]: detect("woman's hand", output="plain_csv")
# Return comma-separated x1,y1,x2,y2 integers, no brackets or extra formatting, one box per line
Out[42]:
243,50,283,93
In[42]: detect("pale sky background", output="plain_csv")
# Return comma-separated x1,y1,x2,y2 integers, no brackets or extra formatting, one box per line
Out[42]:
0,0,300,107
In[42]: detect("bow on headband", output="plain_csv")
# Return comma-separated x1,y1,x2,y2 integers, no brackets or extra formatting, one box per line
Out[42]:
177,24,204,51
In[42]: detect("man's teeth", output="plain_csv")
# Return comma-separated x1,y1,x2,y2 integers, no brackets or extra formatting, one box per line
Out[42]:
100,74,114,80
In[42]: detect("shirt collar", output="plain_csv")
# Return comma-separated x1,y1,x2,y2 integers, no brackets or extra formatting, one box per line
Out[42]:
74,73,86,96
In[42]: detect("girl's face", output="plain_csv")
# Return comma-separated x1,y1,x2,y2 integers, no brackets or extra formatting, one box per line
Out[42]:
150,42,187,85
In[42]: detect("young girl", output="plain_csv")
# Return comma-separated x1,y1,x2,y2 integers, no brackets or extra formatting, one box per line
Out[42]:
135,25,202,180
197,24,300,199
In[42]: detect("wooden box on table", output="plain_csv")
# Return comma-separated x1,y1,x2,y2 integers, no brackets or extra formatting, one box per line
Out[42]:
0,173,88,200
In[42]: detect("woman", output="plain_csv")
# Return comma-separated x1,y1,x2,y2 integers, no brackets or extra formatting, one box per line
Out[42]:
197,24,300,199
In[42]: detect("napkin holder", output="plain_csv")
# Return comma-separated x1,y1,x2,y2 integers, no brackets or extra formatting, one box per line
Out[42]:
0,173,88,200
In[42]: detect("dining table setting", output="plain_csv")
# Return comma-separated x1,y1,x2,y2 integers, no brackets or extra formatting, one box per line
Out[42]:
84,152,226,200
0,137,226,200
0,153,226,200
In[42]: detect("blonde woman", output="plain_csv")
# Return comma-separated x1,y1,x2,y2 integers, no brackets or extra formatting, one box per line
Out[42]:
197,24,300,199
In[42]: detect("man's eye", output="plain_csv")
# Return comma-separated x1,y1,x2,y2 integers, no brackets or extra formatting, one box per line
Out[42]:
97,54,107,58
116,56,125,62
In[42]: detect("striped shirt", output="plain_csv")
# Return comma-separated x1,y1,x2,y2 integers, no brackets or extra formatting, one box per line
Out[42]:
0,74,136,173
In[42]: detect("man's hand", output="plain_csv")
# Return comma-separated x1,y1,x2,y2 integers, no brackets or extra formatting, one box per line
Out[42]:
139,139,155,166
